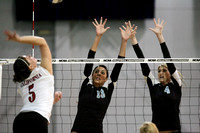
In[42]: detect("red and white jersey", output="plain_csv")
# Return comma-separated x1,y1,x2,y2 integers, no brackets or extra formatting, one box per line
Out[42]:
18,66,54,123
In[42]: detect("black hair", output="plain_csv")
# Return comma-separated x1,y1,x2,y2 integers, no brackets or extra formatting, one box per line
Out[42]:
92,65,109,78
13,56,31,83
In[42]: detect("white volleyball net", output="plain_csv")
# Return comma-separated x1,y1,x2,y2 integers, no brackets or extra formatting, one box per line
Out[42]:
0,58,200,133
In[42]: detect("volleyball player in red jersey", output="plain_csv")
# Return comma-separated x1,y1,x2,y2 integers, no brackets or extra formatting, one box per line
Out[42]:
71,17,133,133
4,30,62,133
130,18,182,133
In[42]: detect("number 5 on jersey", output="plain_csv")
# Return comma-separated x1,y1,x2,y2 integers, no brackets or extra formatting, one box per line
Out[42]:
28,84,36,102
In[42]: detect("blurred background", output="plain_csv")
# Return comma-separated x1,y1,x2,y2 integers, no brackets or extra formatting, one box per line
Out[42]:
0,0,199,59
0,0,200,133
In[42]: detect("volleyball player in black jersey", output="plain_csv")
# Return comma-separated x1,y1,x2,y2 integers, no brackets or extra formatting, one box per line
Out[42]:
71,17,132,133
130,18,182,133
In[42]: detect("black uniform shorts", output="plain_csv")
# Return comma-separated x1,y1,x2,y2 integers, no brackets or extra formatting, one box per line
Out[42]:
13,111,48,133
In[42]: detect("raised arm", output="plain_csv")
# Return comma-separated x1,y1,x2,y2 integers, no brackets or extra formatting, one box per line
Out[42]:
118,21,132,57
149,18,176,74
90,17,110,51
129,23,151,77
149,18,169,57
4,30,52,75
84,17,110,77
149,18,166,44
110,22,132,83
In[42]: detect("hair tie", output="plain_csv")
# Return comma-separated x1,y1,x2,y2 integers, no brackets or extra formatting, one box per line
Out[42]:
17,58,29,67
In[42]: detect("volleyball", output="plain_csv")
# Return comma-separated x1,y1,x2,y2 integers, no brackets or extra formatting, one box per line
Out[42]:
49,0,63,4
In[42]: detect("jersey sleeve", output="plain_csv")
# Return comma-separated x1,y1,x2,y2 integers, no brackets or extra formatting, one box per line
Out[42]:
110,55,124,82
160,42,181,86
171,70,182,87
107,82,114,99
84,49,96,77
160,42,176,74
79,77,90,97
132,44,150,77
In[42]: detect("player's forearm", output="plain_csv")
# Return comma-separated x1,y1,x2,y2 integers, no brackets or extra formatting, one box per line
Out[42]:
90,35,102,52
156,34,165,44
131,37,138,45
118,39,127,57
18,36,47,46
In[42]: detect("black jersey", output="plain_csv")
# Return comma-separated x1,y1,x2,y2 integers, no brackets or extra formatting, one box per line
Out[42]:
132,43,182,131
147,73,182,131
71,50,123,133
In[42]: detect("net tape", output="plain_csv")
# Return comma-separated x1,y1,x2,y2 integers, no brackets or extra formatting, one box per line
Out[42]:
0,58,200,65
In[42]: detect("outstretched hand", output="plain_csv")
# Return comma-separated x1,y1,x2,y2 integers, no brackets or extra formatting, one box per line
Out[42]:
149,18,167,35
4,30,20,41
92,17,110,36
129,21,138,40
119,21,134,41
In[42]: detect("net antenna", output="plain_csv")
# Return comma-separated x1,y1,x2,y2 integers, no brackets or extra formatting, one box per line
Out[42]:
32,0,35,57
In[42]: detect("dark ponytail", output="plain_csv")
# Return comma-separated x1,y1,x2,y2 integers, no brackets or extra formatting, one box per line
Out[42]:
13,56,31,83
